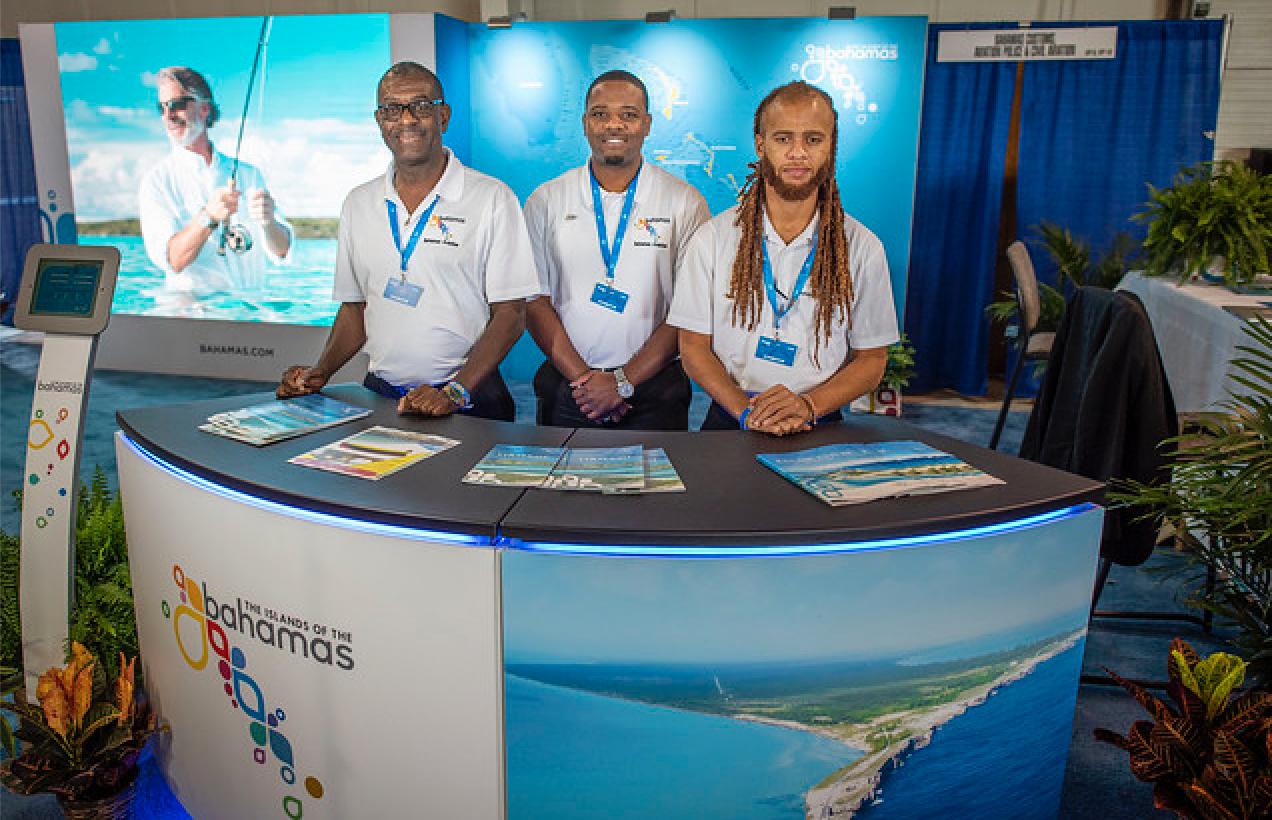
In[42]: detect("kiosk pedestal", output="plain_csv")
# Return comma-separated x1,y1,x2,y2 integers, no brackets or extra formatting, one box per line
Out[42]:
14,243,120,691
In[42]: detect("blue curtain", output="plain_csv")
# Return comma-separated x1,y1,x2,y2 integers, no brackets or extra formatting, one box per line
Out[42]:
905,25,1015,395
1016,20,1223,290
2,38,41,325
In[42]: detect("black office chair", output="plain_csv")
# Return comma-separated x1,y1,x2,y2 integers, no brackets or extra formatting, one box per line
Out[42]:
1018,288,1206,686
989,241,1055,450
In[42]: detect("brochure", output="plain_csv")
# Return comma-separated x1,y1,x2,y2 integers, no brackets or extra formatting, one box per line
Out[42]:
463,445,566,487
200,393,370,446
288,426,460,480
608,448,686,494
544,445,646,492
756,440,1003,506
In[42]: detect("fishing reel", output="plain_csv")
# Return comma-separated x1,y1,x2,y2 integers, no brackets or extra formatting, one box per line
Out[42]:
217,223,254,256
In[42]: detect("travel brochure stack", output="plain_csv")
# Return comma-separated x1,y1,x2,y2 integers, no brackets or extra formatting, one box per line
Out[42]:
463,445,685,494
199,393,371,446
756,441,1003,506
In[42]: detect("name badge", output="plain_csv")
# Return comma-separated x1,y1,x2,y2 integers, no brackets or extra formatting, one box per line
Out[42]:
756,335,798,367
383,278,423,307
590,281,629,314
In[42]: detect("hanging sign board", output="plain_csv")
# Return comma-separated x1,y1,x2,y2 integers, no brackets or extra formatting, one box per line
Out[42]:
937,27,1118,62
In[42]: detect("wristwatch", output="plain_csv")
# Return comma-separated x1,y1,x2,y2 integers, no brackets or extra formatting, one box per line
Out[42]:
613,367,635,399
199,210,217,229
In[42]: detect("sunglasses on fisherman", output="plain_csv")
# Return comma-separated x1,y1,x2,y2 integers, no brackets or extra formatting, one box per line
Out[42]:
375,99,446,122
157,96,203,115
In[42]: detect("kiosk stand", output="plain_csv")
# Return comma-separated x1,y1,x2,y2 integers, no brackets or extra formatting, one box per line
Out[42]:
13,243,120,692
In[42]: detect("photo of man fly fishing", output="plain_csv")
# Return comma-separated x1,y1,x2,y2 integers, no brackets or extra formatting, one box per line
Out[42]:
54,14,391,323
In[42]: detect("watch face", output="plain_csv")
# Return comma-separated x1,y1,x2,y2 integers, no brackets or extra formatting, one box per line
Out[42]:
618,382,635,399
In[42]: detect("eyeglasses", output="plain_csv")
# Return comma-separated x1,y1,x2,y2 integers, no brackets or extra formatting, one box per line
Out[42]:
157,96,200,115
376,99,445,122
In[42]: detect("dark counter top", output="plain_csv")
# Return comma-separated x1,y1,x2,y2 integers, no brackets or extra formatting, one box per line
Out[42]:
117,385,1103,549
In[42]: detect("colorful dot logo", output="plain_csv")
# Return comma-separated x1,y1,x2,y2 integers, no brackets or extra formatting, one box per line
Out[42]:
164,564,325,817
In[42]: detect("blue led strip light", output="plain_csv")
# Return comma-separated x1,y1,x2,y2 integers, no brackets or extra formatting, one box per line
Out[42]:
503,503,1101,558
118,433,492,547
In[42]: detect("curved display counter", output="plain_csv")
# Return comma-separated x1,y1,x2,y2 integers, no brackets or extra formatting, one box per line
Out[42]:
115,384,1103,820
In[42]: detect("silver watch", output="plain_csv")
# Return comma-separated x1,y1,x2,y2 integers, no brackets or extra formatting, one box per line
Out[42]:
613,367,634,399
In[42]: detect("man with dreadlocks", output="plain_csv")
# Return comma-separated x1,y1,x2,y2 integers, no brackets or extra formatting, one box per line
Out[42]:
667,81,899,434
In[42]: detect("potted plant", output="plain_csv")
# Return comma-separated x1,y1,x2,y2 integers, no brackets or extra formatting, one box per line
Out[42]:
1136,160,1272,286
1110,318,1272,685
1094,638,1272,819
1,642,165,819
852,334,915,416
1,469,138,686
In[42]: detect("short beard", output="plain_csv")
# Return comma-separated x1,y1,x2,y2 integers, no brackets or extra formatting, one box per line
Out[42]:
602,154,626,166
760,156,829,202
168,116,206,150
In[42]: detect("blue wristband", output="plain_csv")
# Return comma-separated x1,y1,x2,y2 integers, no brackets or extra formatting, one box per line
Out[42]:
443,380,471,409
738,406,752,430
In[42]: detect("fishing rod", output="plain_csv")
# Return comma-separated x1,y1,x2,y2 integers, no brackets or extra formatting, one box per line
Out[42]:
219,15,272,256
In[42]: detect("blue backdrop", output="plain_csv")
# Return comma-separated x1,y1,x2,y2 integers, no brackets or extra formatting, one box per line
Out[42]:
1,38,41,324
906,20,1223,395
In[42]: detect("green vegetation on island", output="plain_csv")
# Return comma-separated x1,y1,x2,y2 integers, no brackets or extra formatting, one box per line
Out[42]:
76,217,338,239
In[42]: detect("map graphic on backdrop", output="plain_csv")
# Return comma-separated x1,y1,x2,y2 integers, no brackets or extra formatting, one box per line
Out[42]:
468,17,927,315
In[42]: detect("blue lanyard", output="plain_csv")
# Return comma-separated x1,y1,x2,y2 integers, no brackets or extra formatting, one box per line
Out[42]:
386,195,439,274
589,165,640,282
762,233,817,336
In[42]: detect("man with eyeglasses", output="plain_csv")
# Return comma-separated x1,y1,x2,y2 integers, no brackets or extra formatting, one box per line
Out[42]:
276,62,538,421
525,70,710,430
139,66,292,306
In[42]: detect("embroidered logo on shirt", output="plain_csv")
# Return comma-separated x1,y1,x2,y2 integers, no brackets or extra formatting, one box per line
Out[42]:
422,214,463,247
633,216,670,248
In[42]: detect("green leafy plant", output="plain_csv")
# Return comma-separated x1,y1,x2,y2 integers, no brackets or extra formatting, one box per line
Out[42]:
1,642,165,803
881,334,916,390
1136,160,1272,285
0,468,137,684
1094,639,1272,820
986,222,1134,334
1111,318,1272,685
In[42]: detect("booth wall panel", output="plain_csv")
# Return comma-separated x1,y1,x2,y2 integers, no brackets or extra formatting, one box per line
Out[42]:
1215,69,1272,159
116,436,505,820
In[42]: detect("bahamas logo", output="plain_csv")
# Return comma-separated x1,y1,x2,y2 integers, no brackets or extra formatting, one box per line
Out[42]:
426,214,461,247
633,217,669,248
166,564,327,818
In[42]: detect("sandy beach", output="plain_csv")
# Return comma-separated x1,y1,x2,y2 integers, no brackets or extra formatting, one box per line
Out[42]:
735,630,1084,820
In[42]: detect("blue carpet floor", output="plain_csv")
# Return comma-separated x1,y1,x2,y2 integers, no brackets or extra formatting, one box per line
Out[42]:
0,332,1232,819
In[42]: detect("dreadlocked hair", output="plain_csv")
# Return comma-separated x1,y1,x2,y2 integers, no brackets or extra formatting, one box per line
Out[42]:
727,81,854,366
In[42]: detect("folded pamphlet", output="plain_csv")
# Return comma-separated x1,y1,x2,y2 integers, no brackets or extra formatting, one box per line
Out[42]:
289,426,460,480
199,393,371,446
756,441,1003,506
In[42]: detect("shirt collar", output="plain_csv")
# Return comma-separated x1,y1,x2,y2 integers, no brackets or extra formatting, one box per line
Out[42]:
761,207,820,251
579,159,645,202
383,147,463,209
170,143,224,171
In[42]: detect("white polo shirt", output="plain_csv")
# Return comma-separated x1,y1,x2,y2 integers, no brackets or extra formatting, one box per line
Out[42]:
139,147,291,295
666,205,900,394
525,162,710,369
333,150,539,387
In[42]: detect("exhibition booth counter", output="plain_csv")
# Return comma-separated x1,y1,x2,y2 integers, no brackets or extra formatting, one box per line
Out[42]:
114,385,1105,820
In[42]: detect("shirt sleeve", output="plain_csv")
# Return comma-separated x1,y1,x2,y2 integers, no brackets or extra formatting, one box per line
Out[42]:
483,184,542,304
138,167,180,276
665,218,717,335
523,184,553,298
331,193,366,303
845,226,901,351
672,188,712,273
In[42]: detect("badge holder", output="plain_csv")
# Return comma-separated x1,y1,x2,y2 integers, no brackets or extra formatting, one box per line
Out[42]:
13,243,120,692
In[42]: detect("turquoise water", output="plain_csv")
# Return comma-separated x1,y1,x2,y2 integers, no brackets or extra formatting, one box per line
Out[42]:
80,235,339,325
506,643,1084,819
506,675,863,819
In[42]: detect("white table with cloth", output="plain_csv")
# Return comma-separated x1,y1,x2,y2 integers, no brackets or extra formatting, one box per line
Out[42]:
1119,271,1272,414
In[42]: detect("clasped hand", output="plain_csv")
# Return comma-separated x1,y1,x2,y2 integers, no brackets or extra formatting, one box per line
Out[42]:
744,385,814,436
570,370,630,424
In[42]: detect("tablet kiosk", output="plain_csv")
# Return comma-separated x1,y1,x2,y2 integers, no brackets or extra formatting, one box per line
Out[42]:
15,244,120,690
